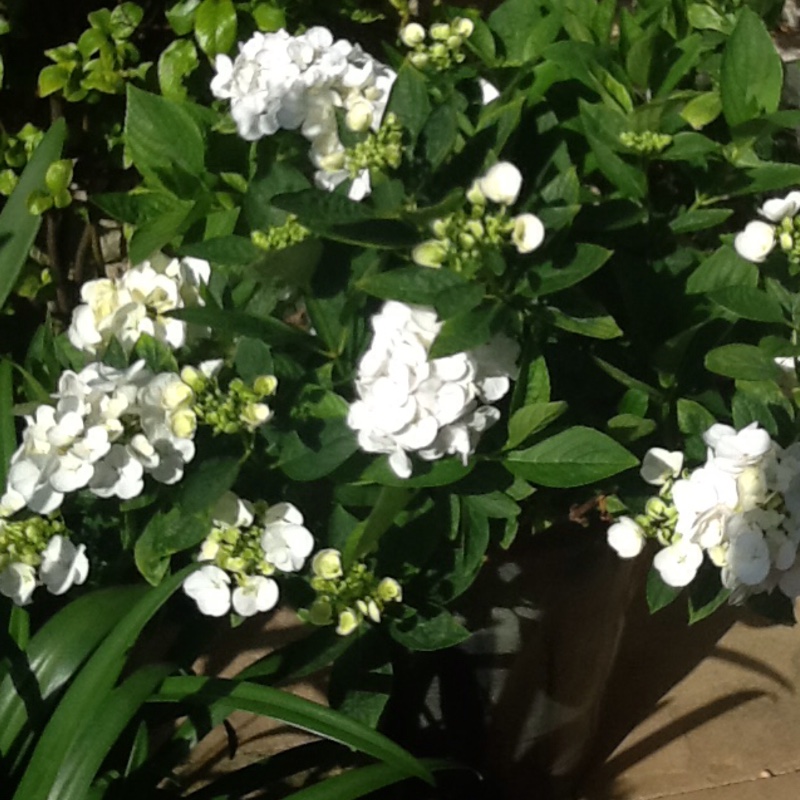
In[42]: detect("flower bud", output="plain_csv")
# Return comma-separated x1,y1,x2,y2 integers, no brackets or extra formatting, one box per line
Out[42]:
400,22,426,47
317,151,346,172
366,598,382,622
308,597,333,625
645,497,668,519
164,380,194,410
180,366,206,392
447,35,462,49
452,17,474,37
511,213,545,254
478,161,523,205
412,239,448,268
408,51,429,69
312,548,344,580
607,516,645,559
336,608,360,636
171,408,197,438
199,537,220,562
780,231,794,251
430,22,450,40
254,375,278,397
240,403,272,429
377,577,403,603
345,99,375,133
430,42,448,59
734,220,775,263
466,180,486,206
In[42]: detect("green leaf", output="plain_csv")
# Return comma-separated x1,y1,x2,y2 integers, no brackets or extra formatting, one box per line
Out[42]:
10,571,192,800
169,306,317,349
720,8,783,127
158,39,200,100
178,457,240,514
359,457,472,488
109,2,144,39
48,663,173,800
166,0,201,35
285,759,461,800
0,360,14,488
272,190,374,227
194,0,237,59
489,0,553,64
504,426,638,487
685,246,758,294
428,306,495,359
705,344,782,381
506,401,568,450
134,508,210,585
680,91,722,130
607,413,657,443
278,419,358,481
358,266,471,307
180,235,261,266
579,100,645,199
532,244,612,296
708,286,786,323
669,208,732,234
0,119,66,311
688,578,730,624
549,307,623,339
677,398,717,435
154,676,433,783
343,486,412,567
424,102,459,169
390,608,471,651
386,63,431,141
646,567,682,613
0,586,146,758
127,198,196,264
124,85,206,185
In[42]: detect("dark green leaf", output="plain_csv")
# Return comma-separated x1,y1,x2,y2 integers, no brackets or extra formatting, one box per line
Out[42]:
505,426,638,487
386,63,431,140
390,608,471,651
685,246,758,294
646,567,682,613
178,457,240,514
428,306,495,359
669,208,732,234
134,508,210,585
708,286,786,323
278,419,358,481
506,401,568,449
532,244,612,296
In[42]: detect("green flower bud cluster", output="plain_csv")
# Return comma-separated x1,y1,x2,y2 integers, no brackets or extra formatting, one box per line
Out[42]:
400,17,475,71
0,123,44,197
183,367,277,436
634,478,680,547
300,548,403,636
251,215,309,252
0,516,67,572
27,159,75,215
412,190,514,278
344,113,403,177
200,521,274,580
776,216,800,267
619,131,673,156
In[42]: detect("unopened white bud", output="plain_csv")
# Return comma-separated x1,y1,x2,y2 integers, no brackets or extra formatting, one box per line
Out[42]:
478,161,523,206
312,548,343,580
171,408,197,438
511,213,545,254
429,22,450,40
345,99,374,133
452,17,474,37
400,22,426,47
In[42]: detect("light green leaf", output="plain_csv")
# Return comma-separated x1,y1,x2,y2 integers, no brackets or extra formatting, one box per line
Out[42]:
194,0,237,59
549,307,623,339
720,8,783,127
680,91,722,130
0,360,14,488
158,38,199,100
505,426,638,487
0,119,66,311
705,344,782,381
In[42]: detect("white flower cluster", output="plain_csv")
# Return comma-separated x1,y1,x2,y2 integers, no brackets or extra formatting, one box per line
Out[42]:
182,492,315,617
4,361,197,515
0,534,88,606
211,27,395,200
734,190,800,263
608,423,800,603
347,301,519,478
68,253,209,356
